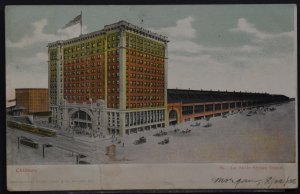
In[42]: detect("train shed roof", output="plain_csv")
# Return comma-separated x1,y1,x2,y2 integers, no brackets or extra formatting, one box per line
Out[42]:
167,89,289,104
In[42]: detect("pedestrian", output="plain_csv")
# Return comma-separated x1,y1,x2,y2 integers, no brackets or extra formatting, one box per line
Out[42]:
123,142,124,147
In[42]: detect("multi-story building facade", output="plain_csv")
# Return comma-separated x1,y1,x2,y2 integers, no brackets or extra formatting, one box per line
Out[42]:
15,88,49,114
48,20,169,136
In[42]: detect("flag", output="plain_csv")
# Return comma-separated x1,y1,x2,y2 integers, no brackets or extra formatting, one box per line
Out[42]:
62,13,82,29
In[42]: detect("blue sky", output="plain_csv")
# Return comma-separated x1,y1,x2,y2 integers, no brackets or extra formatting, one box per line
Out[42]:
5,5,297,104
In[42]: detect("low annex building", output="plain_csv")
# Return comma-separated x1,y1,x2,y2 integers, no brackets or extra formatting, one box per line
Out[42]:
15,88,49,115
167,89,290,125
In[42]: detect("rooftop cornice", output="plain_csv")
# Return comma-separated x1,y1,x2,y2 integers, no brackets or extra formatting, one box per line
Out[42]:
104,20,169,43
47,20,169,47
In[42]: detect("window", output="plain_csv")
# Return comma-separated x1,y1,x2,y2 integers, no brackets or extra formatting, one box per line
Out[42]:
205,104,214,112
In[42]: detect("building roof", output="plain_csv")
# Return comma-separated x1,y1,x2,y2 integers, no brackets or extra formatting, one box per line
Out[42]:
167,89,289,104
10,116,32,124
48,20,169,47
12,105,26,111
6,101,16,108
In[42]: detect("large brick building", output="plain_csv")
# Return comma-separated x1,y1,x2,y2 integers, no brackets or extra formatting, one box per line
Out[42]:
48,20,290,137
15,88,49,114
48,20,168,135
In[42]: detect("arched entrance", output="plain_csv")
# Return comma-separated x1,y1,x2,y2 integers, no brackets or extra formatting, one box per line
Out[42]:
169,110,178,125
70,110,92,129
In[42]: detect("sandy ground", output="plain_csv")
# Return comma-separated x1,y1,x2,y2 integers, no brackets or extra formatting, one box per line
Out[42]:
6,101,296,165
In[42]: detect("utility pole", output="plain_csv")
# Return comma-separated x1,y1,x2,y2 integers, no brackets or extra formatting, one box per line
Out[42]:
43,144,45,158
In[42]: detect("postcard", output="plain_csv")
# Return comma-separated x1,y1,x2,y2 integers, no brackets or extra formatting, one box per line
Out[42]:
5,4,298,191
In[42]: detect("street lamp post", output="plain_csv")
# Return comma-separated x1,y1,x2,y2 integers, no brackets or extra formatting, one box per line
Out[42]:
17,137,20,150
76,154,87,164
42,143,53,158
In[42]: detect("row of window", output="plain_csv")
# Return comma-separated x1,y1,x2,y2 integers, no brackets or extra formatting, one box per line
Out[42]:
107,42,118,49
107,103,119,108
125,44,164,56
107,88,120,93
62,51,164,64
107,50,119,56
125,42,164,52
63,33,118,53
64,55,104,64
108,65,119,70
107,57,119,63
64,62,103,70
64,41,106,54
65,95,103,101
64,68,102,76
127,95,163,101
64,82,103,88
49,63,57,68
64,75,102,82
49,83,57,87
126,57,164,64
64,88,103,94
60,67,163,79
64,48,105,59
49,50,57,60
182,102,245,115
125,109,165,127
127,81,164,87
107,80,119,85
127,88,164,93
126,102,164,109
107,33,118,41
125,33,164,50
108,95,120,100
108,72,120,78
127,73,164,81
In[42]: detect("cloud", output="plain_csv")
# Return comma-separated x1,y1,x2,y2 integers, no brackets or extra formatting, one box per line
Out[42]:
6,52,49,103
150,16,196,39
150,17,260,55
238,45,259,52
6,18,88,48
229,18,294,40
7,52,48,73
169,40,204,53
168,38,260,54
149,16,295,97
168,51,296,97
23,52,48,65
57,24,88,38
6,19,55,48
6,69,48,102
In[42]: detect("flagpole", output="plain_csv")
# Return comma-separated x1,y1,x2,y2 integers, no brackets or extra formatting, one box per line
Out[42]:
80,11,83,36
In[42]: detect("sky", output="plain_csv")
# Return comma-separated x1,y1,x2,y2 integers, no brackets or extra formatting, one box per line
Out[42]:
5,5,297,106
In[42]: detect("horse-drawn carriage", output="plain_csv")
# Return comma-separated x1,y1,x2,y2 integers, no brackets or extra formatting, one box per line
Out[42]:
173,128,180,133
158,137,169,145
133,136,146,145
153,130,167,137
203,123,212,128
190,122,200,127
180,128,191,134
